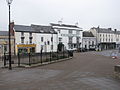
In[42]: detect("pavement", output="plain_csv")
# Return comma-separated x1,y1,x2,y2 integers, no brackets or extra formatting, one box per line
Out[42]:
92,49,120,57
0,51,120,90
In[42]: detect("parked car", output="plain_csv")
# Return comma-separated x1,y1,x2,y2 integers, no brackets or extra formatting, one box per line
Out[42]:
77,48,87,52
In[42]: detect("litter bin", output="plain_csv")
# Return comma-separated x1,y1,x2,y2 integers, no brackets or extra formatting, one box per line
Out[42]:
4,54,9,61
68,50,73,57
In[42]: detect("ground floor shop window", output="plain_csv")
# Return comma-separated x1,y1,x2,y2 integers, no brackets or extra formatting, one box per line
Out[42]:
69,44,73,49
18,47,35,54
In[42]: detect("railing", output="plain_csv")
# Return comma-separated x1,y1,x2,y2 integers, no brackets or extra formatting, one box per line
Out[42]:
3,50,73,67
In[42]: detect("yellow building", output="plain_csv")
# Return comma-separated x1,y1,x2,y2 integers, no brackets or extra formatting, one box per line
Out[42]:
0,31,15,56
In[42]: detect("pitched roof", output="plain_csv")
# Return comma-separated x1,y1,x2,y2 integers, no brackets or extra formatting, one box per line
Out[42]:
14,24,57,34
116,31,120,34
14,25,35,32
31,24,57,34
83,31,95,37
50,23,79,28
0,31,8,36
91,27,114,33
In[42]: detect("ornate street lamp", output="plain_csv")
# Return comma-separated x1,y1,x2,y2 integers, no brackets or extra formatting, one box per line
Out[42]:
6,0,13,70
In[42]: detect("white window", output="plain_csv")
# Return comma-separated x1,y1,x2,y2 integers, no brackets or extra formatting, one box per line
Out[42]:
69,30,73,34
41,37,43,42
21,38,24,44
30,38,32,44
29,33,32,44
59,37,62,42
76,31,80,35
21,32,25,44
21,32,24,37
58,29,61,33
29,32,32,37
69,37,72,43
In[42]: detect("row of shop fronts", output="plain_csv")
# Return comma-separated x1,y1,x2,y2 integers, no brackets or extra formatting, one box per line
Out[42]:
98,42,116,51
0,43,118,56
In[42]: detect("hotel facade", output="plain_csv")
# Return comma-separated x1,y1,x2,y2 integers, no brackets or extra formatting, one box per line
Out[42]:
51,23,83,51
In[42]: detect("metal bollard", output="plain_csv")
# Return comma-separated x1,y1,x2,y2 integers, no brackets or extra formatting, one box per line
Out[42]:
18,53,20,67
29,53,31,66
40,50,42,64
4,53,6,67
50,51,51,62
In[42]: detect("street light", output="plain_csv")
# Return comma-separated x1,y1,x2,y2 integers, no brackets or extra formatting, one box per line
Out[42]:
6,0,13,70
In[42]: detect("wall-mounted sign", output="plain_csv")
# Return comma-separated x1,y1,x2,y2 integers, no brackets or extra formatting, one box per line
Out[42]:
17,44,36,48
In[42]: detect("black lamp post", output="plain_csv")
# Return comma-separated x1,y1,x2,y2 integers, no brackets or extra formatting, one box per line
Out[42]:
6,0,13,70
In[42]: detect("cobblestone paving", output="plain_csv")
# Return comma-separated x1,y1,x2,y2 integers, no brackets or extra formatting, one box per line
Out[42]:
0,51,120,90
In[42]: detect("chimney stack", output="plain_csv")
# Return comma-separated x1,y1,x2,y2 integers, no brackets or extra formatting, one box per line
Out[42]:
114,29,117,32
58,20,62,25
108,28,112,30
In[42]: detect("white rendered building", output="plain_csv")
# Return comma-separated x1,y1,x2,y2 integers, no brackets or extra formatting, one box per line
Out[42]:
82,31,96,50
90,27,117,50
50,23,83,51
14,24,57,54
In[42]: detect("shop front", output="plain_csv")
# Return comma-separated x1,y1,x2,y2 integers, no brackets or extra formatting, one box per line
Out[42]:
99,42,116,50
16,44,36,54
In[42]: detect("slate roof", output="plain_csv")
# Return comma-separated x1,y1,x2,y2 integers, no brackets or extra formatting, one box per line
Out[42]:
31,24,57,34
91,27,114,33
115,31,120,34
14,25,35,32
14,24,57,34
83,31,95,37
50,23,79,28
0,31,8,36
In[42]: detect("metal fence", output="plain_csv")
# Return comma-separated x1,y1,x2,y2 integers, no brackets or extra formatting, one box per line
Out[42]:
3,50,73,67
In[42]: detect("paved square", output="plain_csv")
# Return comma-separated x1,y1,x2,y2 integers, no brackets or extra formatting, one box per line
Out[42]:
0,51,120,90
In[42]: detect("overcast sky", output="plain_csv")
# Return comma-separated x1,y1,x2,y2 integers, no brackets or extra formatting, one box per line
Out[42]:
0,0,120,30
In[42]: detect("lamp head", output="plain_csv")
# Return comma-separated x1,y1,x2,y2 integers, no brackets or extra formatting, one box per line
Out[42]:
6,0,13,5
